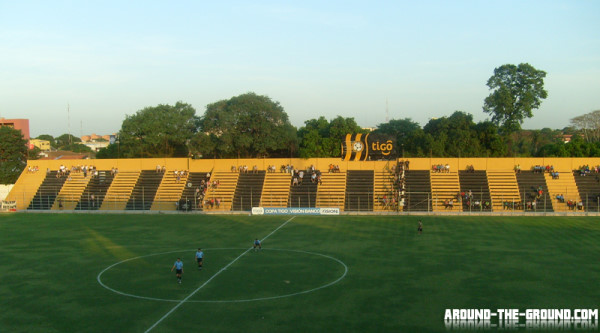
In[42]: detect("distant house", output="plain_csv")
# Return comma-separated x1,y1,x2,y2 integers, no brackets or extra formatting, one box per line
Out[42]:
30,139,51,151
79,141,109,152
80,133,115,152
562,134,572,143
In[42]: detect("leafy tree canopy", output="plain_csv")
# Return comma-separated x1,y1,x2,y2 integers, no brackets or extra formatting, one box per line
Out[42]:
0,126,28,184
298,116,365,158
483,63,547,134
193,93,297,158
570,110,600,143
55,134,81,149
119,101,199,158
96,143,120,159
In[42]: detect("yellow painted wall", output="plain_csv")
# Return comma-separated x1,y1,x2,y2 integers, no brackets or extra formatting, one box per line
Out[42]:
14,157,600,176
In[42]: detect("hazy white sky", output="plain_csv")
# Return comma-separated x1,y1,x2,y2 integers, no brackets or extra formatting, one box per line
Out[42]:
1,1,598,137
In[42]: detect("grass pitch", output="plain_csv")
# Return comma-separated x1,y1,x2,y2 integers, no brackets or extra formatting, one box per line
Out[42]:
0,213,598,332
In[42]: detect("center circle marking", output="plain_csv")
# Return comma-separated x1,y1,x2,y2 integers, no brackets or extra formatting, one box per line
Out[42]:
97,248,348,303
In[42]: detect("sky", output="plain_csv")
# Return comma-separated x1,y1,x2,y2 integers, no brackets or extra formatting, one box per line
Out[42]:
0,1,598,137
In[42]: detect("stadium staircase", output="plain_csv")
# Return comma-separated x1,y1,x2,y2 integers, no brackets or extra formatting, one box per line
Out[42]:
125,170,165,210
543,171,581,212
515,171,553,212
345,170,374,211
404,170,430,212
573,172,600,212
316,172,346,210
260,172,291,208
288,172,318,208
151,171,190,211
232,171,266,211
373,165,396,211
178,172,209,211
99,171,140,210
75,171,115,210
51,173,91,210
27,171,68,210
487,170,522,212
458,170,492,212
5,170,47,210
430,171,461,212
204,171,239,211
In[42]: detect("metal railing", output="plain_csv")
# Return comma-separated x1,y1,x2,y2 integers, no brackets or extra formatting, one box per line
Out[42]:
15,188,600,213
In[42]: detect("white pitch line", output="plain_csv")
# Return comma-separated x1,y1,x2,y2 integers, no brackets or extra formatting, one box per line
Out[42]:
144,216,296,333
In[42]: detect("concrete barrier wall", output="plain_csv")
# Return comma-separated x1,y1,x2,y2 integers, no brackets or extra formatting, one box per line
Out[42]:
0,185,14,201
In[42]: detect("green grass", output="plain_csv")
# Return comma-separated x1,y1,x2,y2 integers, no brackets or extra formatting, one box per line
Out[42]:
0,213,598,332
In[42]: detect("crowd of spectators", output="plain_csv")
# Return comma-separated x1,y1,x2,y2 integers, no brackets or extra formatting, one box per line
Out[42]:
458,189,490,210
576,165,600,176
291,166,321,186
190,172,222,210
432,164,450,173
328,164,341,173
385,160,407,210
566,200,584,210
54,164,102,179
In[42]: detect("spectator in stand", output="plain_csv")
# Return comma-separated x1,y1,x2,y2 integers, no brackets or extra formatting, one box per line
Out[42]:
514,164,521,173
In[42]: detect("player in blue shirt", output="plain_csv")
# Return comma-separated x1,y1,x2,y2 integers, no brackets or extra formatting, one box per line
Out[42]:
171,258,184,283
195,248,204,270
253,238,261,251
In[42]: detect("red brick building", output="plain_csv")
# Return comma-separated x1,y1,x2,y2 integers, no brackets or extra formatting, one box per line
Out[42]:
0,118,30,140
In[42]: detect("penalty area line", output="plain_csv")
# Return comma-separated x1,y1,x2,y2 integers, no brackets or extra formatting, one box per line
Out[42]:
144,215,296,333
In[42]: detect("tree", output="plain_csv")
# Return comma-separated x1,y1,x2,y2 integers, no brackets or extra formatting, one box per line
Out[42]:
0,126,28,184
474,121,505,157
119,102,199,158
55,133,81,149
297,116,366,158
62,143,93,154
422,111,485,157
193,93,297,158
483,63,548,134
570,110,600,142
28,146,42,160
96,143,120,159
373,118,421,156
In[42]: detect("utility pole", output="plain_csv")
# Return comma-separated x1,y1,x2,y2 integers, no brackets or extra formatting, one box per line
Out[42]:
386,98,389,123
68,104,72,145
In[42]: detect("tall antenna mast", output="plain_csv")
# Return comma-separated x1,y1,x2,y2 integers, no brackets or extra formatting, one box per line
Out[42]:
68,103,72,145
385,98,389,123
